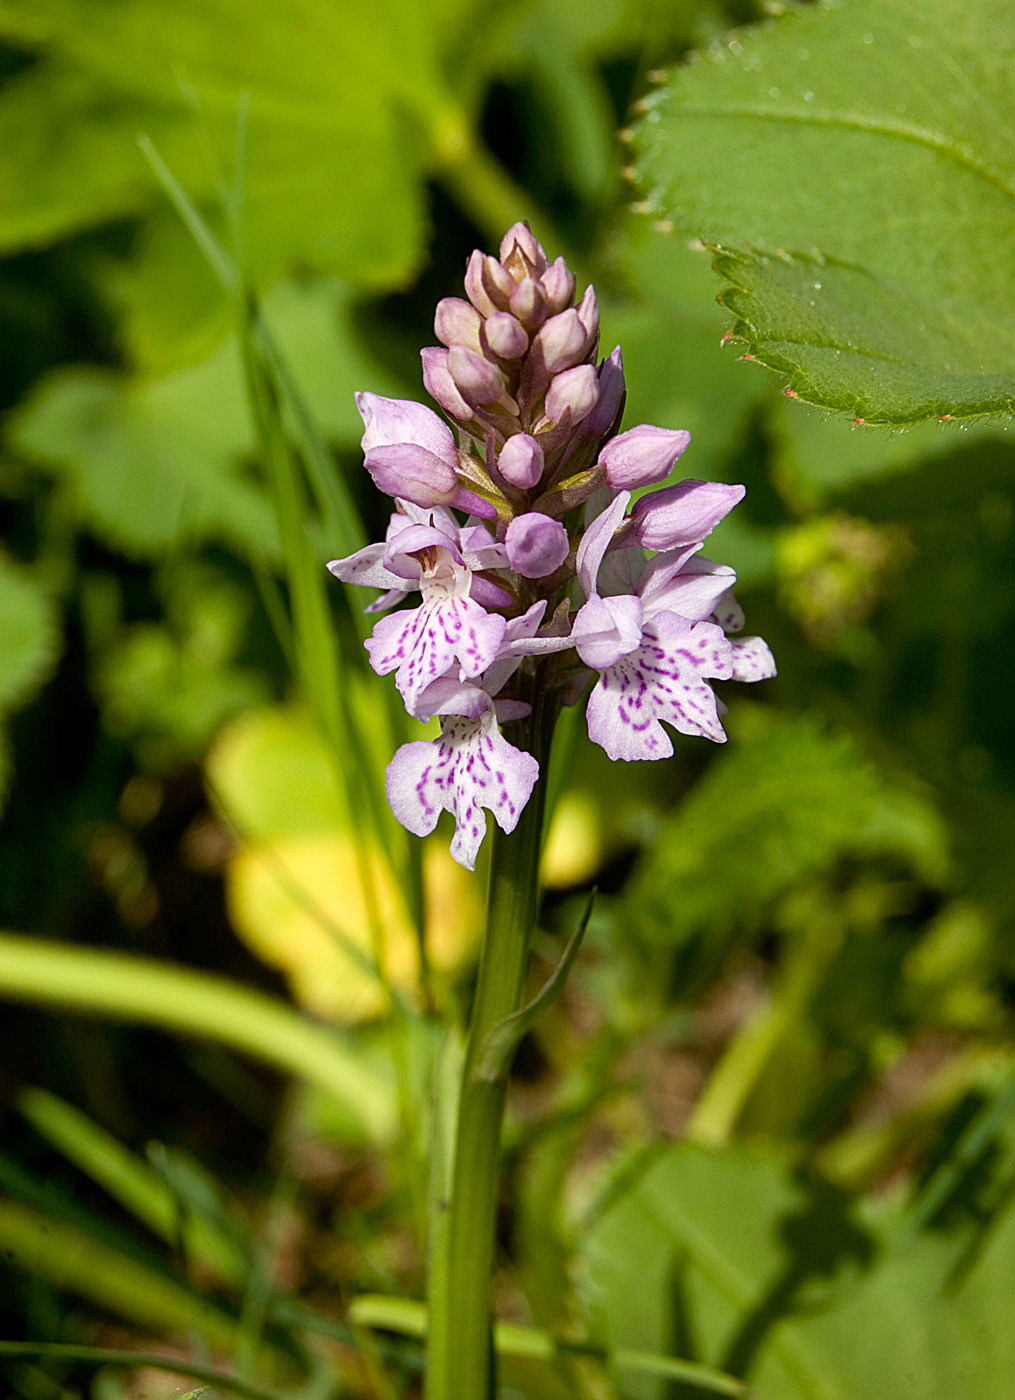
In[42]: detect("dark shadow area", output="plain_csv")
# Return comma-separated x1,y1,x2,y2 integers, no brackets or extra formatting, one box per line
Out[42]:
719,1169,876,1382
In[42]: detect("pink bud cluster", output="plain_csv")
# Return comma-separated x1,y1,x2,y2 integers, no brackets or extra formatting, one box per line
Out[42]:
421,224,668,521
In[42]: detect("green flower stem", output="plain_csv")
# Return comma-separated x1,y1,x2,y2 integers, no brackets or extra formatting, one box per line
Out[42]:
427,683,557,1400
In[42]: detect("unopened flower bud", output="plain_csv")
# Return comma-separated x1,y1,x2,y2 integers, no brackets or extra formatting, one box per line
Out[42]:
545,364,599,424
631,480,746,550
580,347,625,438
464,250,496,316
363,442,460,508
541,257,576,314
483,311,529,360
505,512,569,578
481,254,515,309
357,391,458,466
576,285,599,344
509,277,548,330
434,297,482,350
421,347,473,421
500,221,548,275
498,433,544,489
534,308,586,375
600,424,692,489
448,345,507,405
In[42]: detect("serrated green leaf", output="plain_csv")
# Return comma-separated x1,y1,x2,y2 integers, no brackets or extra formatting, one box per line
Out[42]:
715,246,1015,423
0,556,60,712
604,217,774,480
631,0,1015,423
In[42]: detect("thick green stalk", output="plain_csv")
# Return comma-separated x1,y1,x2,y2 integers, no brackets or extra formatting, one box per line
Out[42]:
427,685,556,1400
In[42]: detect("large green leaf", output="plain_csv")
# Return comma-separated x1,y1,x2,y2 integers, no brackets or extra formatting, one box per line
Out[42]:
0,0,477,351
580,1141,1015,1400
5,277,407,558
0,62,182,250
8,362,277,558
630,0,1015,424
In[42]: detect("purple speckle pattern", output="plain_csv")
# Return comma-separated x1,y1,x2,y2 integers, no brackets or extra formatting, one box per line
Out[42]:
386,711,540,869
367,592,507,715
731,635,777,682
585,614,733,760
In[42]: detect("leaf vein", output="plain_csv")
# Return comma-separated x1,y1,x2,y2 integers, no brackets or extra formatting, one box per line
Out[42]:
668,103,1015,203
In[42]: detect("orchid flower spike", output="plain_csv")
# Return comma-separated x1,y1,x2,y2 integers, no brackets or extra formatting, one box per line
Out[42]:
328,222,775,867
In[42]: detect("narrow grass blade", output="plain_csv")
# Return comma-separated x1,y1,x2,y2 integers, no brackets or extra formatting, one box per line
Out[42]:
0,1203,242,1354
19,1087,247,1287
0,932,397,1142
0,1343,278,1400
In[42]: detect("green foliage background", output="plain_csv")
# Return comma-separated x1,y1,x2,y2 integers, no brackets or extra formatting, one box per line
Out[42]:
0,1,1013,1398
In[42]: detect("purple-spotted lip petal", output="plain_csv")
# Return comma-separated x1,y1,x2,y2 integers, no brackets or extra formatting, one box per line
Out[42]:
730,636,777,682
385,709,540,869
584,613,732,761
365,590,507,715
